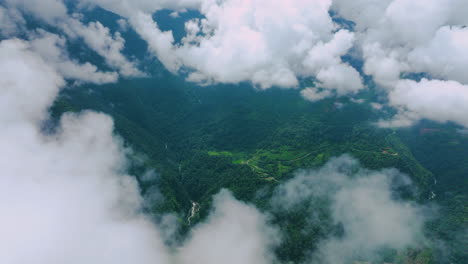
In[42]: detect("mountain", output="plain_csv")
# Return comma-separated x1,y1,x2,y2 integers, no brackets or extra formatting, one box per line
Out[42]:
50,71,466,263
2,2,466,263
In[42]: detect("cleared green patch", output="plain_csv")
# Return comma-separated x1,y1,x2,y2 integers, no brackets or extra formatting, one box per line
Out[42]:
207,147,319,179
208,151,234,157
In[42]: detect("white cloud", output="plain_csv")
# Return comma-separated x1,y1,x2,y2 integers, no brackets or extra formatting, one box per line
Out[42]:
302,29,364,95
1,0,296,252
302,29,355,73
4,0,468,127
331,0,393,31
117,18,129,32
332,0,468,127
128,12,180,73
3,2,456,263
380,78,468,127
177,190,280,264
3,0,67,23
29,30,118,84
371,102,383,110
273,155,428,264
0,5,25,37
172,0,344,89
362,42,407,89
2,0,144,79
90,0,362,93
0,38,171,264
0,38,281,264
301,88,332,102
0,39,64,124
408,26,468,85
63,17,145,78
316,63,363,95
79,0,201,18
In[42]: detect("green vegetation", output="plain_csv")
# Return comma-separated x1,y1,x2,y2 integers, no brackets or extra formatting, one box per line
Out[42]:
12,5,465,264
50,74,465,263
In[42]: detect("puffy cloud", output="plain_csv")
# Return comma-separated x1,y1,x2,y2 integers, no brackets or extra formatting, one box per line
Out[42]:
0,38,170,264
408,26,468,85
89,0,362,93
334,0,467,45
2,2,449,263
172,0,351,89
0,39,64,124
361,22,468,90
383,0,452,45
302,29,364,95
79,0,202,18
301,88,332,102
302,29,355,73
380,78,468,127
332,0,468,127
362,42,407,88
316,63,363,95
273,155,428,264
177,190,280,264
0,36,283,264
87,0,464,128
299,29,363,101
331,0,392,30
3,0,468,128
128,12,180,73
3,0,67,23
0,5,25,37
62,17,145,78
29,30,118,84
2,0,144,79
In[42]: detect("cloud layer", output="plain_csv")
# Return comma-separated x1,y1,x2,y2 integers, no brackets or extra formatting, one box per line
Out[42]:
0,40,429,262
0,2,452,262
79,0,467,127
333,0,468,126
0,38,170,264
123,0,364,97
0,37,281,264
2,0,467,127
273,155,427,264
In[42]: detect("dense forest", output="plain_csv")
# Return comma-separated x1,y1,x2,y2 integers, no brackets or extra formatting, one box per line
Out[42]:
1,1,467,264
50,71,467,263
30,6,465,264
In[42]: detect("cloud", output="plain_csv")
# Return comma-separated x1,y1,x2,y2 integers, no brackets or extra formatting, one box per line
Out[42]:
3,0,67,23
301,87,332,102
2,3,451,263
172,0,356,90
315,63,363,95
177,190,280,264
0,36,434,264
2,0,145,79
408,26,468,85
0,38,171,264
88,0,363,93
0,37,281,264
79,0,202,18
128,12,180,73
0,5,25,37
29,30,119,84
0,39,64,124
332,0,468,127
62,17,145,78
5,0,468,127
273,155,428,264
380,78,468,127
